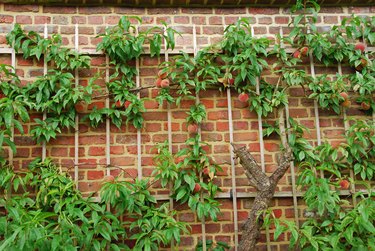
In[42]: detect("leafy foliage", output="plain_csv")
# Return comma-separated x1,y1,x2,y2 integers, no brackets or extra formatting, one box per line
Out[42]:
0,159,127,251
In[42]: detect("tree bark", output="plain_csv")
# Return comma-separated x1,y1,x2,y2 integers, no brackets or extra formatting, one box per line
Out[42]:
236,107,293,251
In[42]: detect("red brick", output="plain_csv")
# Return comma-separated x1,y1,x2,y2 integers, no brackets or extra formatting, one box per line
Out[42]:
16,15,32,24
87,171,104,180
72,16,87,24
205,223,221,233
111,157,135,166
258,17,273,25
237,211,249,221
88,146,105,156
4,4,39,12
181,8,212,14
174,16,190,24
34,16,51,24
209,16,223,25
79,7,112,14
0,15,14,24
273,209,283,218
192,16,206,25
275,16,289,24
51,147,68,157
43,6,76,14
88,16,103,25
264,142,280,152
14,148,30,158
249,8,279,15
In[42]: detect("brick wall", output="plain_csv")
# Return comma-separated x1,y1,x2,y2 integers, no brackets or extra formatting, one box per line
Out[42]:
0,4,374,250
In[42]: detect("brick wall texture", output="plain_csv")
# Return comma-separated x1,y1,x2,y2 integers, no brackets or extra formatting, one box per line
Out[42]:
0,4,374,251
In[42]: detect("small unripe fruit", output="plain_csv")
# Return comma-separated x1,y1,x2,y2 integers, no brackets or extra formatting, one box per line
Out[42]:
341,99,351,108
300,47,309,56
361,101,371,111
293,50,301,59
193,183,201,193
158,70,168,79
155,78,163,88
188,124,199,134
339,180,350,189
125,101,131,108
339,92,348,100
238,93,249,103
103,175,115,184
354,43,365,52
160,79,170,88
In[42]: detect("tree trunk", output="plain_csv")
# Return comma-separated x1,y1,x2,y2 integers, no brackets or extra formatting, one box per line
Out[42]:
236,108,293,251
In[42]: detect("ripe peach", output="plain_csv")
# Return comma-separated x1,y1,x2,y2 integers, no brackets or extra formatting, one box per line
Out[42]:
228,78,235,85
339,180,350,189
238,93,249,103
203,167,210,176
293,50,301,59
155,77,163,88
174,156,184,164
354,43,365,52
125,101,131,108
103,175,115,184
193,183,201,193
158,70,168,79
160,79,170,88
74,101,85,113
115,100,122,108
339,92,348,100
188,124,199,134
300,47,309,56
341,99,351,108
361,101,371,111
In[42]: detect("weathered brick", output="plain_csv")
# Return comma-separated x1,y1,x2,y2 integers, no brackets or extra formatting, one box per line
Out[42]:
16,15,32,24
43,6,77,14
0,15,14,24
4,4,39,12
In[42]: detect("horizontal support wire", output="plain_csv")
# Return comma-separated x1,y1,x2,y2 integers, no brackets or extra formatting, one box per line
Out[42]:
0,46,374,56
71,189,374,203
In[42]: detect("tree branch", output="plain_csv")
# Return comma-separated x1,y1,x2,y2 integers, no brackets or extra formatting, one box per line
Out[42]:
232,145,270,190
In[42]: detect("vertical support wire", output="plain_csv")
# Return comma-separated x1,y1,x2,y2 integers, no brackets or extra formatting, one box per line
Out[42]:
193,24,206,251
223,24,239,250
279,28,300,227
42,23,48,161
105,27,110,178
9,25,16,168
164,28,175,249
250,26,271,251
338,62,356,205
307,27,323,179
250,27,266,173
74,23,80,186
135,27,142,179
